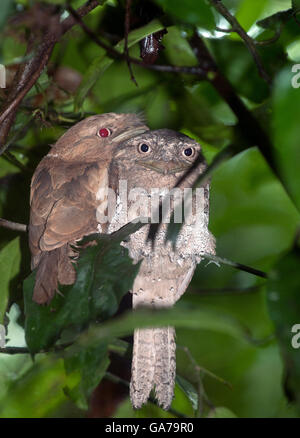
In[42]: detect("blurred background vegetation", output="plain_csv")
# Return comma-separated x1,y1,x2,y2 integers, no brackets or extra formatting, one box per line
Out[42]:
1,0,300,418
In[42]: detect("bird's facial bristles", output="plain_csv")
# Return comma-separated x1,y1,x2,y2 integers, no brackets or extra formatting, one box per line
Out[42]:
136,160,190,175
112,127,149,143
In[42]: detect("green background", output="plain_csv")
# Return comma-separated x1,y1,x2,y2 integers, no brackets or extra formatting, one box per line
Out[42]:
0,0,300,418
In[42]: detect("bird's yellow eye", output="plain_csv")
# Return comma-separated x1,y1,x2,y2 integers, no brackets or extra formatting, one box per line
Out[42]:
138,143,151,153
97,128,112,138
182,147,195,158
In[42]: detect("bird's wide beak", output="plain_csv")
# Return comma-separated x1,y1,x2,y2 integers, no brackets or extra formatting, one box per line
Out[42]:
136,160,190,175
112,127,149,143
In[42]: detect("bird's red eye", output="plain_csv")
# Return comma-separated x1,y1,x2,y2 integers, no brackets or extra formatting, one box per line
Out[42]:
97,128,112,138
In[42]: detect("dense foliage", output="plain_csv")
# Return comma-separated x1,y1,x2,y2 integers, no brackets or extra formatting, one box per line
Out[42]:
1,0,300,418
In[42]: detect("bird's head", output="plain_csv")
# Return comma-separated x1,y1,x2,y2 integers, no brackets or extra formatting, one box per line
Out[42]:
50,112,149,161
114,129,205,177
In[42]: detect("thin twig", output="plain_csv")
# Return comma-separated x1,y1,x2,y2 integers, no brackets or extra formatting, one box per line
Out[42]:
210,0,271,84
124,0,137,85
0,341,73,354
0,218,27,232
254,25,282,46
192,285,261,296
3,151,32,173
65,4,207,77
178,345,232,389
0,114,35,156
0,0,102,148
177,345,218,417
189,34,276,171
0,346,29,354
202,253,267,279
217,25,282,46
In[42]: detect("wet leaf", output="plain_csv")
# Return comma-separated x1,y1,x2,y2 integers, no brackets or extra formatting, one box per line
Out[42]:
74,19,165,111
63,341,109,410
208,406,238,418
272,68,300,212
155,0,215,30
176,375,198,410
257,9,293,30
75,301,260,351
0,238,21,324
266,246,300,409
24,230,141,354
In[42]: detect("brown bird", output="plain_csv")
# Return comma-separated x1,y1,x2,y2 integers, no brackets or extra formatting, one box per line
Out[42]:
29,113,149,304
108,129,216,410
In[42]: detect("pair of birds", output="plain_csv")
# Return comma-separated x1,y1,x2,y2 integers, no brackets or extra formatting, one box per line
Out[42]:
29,113,215,410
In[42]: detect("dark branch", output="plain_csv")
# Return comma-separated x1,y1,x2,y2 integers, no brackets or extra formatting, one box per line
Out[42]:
189,34,276,170
0,0,102,148
65,4,207,78
210,0,271,84
202,253,268,279
124,0,137,85
0,218,27,232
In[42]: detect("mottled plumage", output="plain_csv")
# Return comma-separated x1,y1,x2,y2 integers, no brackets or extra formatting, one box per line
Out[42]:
108,129,216,409
29,121,215,411
29,113,149,304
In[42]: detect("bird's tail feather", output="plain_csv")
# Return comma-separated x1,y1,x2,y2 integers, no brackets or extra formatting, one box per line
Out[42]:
130,327,155,409
130,326,176,410
33,244,76,304
153,326,176,410
33,249,60,304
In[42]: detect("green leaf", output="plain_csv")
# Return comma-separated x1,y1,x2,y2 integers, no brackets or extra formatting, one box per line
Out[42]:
74,19,165,111
163,26,197,67
272,68,300,212
75,302,261,351
0,0,14,32
63,341,109,410
24,230,141,354
257,9,293,30
208,406,238,418
0,356,72,418
234,0,269,32
155,0,215,29
0,238,21,324
176,375,198,410
26,71,50,98
266,246,300,409
292,0,300,12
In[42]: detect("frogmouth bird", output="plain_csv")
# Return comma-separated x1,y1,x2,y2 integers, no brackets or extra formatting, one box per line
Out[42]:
29,119,215,411
29,113,149,304
108,129,216,410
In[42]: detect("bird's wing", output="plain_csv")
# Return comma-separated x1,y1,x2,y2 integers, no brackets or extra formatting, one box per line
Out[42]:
29,158,107,267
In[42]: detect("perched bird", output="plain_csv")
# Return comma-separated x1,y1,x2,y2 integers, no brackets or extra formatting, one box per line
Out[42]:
108,129,216,410
29,113,149,304
29,119,215,411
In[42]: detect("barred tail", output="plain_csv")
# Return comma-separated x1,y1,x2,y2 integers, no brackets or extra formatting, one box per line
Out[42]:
130,326,175,410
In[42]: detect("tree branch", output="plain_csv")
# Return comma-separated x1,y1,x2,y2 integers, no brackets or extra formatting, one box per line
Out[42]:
124,0,137,85
65,4,207,78
202,253,267,279
0,218,27,232
0,0,102,148
210,0,271,84
189,34,276,170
